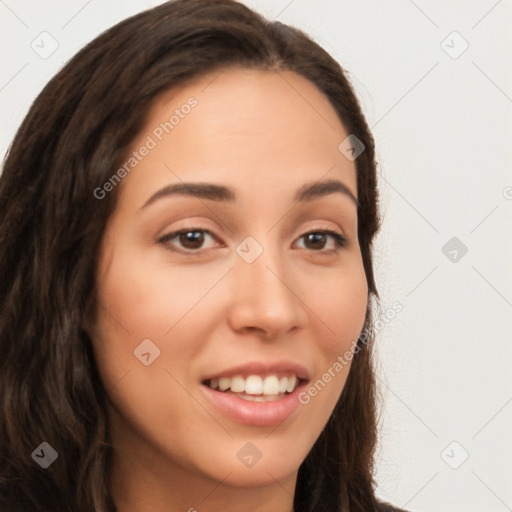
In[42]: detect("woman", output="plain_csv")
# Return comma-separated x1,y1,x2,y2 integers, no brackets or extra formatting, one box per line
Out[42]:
0,1,408,510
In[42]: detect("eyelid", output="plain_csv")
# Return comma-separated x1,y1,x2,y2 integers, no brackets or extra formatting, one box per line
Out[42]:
294,223,345,239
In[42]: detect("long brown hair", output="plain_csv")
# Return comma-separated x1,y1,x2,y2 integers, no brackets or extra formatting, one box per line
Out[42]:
0,1,381,510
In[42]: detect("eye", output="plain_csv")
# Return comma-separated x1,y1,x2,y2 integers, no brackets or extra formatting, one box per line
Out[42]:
158,228,219,253
295,230,347,254
158,227,347,255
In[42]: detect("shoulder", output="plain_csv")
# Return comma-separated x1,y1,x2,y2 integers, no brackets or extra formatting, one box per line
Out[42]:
376,499,412,512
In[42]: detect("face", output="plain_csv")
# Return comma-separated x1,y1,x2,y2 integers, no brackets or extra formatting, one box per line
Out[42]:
91,68,368,497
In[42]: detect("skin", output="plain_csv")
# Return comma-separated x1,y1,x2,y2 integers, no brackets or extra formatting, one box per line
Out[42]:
90,68,368,512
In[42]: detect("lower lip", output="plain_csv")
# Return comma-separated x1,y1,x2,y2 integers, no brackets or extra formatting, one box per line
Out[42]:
200,382,307,426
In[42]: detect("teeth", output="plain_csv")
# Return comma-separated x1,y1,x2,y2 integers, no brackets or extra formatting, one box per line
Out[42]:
245,375,262,395
286,375,297,393
230,376,245,393
206,374,300,395
218,377,230,391
262,375,279,395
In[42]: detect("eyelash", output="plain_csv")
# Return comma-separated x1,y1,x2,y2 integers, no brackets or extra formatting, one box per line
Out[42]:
158,227,348,256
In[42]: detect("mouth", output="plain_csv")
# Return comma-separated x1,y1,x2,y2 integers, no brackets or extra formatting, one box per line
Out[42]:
200,373,308,426
199,362,310,426
202,374,304,402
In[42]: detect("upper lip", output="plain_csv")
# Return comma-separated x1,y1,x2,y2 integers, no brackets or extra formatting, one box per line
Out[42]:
201,361,311,382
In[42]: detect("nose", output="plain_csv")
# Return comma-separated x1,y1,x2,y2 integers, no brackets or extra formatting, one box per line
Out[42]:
226,243,308,339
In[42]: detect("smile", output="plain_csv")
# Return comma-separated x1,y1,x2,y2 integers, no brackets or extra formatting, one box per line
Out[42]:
204,374,300,402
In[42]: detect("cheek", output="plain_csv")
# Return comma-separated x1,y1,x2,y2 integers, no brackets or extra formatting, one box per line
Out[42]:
91,247,230,392
90,252,215,455
312,261,368,354
95,247,220,339
300,259,368,403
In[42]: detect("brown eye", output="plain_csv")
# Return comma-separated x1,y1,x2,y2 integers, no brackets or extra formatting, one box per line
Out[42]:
304,232,328,250
178,231,205,250
296,230,347,253
159,228,218,253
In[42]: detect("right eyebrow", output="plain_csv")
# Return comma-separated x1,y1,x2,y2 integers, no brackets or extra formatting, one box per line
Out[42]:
141,182,235,209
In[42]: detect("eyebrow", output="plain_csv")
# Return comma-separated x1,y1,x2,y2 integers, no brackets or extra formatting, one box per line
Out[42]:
141,179,357,209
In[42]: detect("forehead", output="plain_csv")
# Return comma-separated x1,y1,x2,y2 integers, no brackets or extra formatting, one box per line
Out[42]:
118,67,357,206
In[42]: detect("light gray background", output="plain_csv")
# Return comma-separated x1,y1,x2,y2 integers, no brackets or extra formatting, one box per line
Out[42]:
1,1,511,511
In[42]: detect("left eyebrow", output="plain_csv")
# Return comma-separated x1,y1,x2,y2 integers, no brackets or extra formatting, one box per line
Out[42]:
295,179,358,205
140,178,357,210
